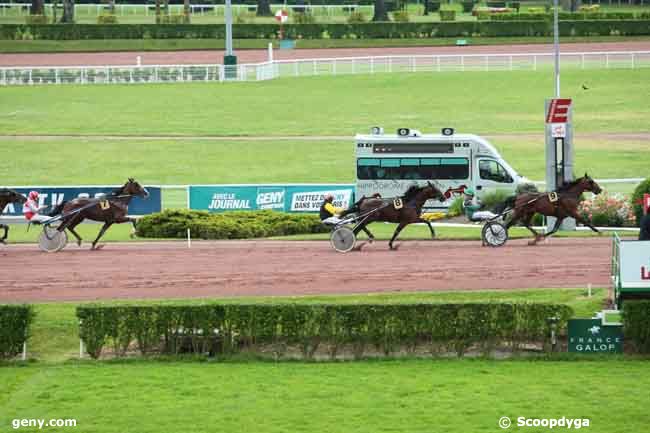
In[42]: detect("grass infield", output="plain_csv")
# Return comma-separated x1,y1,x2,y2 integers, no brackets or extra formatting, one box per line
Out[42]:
1,70,649,136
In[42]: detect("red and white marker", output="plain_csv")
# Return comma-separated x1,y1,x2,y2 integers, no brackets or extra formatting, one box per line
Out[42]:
275,9,288,23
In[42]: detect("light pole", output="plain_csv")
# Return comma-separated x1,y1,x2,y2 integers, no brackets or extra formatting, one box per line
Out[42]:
223,0,237,79
553,0,560,98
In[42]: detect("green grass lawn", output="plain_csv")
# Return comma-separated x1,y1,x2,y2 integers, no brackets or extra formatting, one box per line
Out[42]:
2,135,646,186
2,70,649,136
22,287,605,363
2,358,649,433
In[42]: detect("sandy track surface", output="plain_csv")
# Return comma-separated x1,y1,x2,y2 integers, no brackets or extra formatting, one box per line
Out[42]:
2,41,649,67
0,238,610,302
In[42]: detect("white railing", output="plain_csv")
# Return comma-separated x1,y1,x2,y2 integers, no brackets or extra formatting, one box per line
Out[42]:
0,3,366,17
2,51,650,86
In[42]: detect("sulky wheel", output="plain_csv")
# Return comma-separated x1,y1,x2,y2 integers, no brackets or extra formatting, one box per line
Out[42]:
482,221,508,248
330,226,356,253
39,226,68,253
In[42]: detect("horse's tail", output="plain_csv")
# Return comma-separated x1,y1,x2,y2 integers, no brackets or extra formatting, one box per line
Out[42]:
47,201,68,217
491,195,517,215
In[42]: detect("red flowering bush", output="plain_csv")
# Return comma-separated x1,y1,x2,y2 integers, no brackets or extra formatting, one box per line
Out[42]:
579,192,636,227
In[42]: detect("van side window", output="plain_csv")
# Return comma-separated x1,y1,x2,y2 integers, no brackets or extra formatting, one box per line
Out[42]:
479,160,513,183
357,158,469,180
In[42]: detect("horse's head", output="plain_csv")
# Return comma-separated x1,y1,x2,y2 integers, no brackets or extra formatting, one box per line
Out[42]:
122,178,149,198
0,188,27,204
426,181,447,203
580,173,602,195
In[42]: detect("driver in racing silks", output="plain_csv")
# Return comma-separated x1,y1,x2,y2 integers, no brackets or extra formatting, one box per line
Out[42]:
22,191,51,224
320,193,345,226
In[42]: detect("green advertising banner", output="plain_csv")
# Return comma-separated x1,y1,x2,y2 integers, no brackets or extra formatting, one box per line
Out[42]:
189,185,354,213
568,319,623,354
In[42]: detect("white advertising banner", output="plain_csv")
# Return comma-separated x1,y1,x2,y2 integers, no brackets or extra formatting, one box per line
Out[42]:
290,189,353,212
620,241,650,288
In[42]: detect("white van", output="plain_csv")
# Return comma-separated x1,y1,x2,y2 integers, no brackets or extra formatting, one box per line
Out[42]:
355,127,527,209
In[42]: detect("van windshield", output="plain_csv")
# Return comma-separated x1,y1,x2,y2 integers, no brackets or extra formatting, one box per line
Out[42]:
479,160,514,183
357,158,469,180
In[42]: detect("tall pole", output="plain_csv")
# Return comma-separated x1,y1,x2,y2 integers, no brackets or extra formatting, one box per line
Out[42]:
553,0,560,98
225,0,233,56
223,0,237,79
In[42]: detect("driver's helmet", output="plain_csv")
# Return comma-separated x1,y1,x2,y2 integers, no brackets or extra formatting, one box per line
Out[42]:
28,191,39,200
464,188,475,197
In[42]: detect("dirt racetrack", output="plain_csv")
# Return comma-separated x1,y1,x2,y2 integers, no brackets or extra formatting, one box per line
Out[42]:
2,41,650,67
0,238,611,303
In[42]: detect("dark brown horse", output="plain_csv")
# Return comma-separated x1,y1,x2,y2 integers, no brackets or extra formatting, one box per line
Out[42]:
354,182,447,250
0,188,27,244
501,173,603,245
50,178,149,250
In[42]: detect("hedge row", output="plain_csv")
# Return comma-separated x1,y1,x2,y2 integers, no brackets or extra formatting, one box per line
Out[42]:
135,209,329,240
490,11,650,21
623,301,650,354
0,305,34,360
76,303,574,359
4,20,650,40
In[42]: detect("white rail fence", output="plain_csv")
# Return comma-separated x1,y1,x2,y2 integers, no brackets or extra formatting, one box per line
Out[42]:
0,3,366,17
2,51,650,86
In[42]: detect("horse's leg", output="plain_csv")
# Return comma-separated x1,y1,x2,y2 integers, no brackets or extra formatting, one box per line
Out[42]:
542,216,563,238
568,209,600,234
91,222,113,250
0,224,7,244
522,212,543,245
354,223,374,242
389,222,408,250
505,209,521,230
417,218,436,239
66,217,85,247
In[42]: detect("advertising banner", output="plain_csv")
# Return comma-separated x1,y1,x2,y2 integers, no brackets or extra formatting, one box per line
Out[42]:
189,185,354,213
1,186,161,216
568,319,623,353
619,241,650,289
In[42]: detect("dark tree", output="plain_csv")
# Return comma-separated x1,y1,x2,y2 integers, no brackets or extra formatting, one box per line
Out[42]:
372,0,389,21
60,0,74,23
30,0,44,15
184,0,190,22
423,0,429,15
257,0,272,17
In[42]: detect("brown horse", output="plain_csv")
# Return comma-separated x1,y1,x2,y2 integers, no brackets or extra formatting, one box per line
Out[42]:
354,182,447,250
0,188,27,244
49,178,149,250
501,173,603,245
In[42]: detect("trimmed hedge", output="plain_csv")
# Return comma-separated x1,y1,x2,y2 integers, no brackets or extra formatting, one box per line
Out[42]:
2,20,650,40
623,301,650,353
135,209,329,240
76,303,573,359
492,11,640,21
0,305,34,360
631,177,650,227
